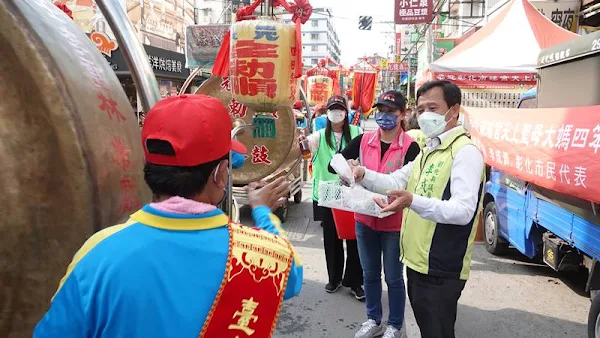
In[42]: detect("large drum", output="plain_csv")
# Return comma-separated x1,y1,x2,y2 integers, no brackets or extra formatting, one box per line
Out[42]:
196,76,296,185
0,1,150,336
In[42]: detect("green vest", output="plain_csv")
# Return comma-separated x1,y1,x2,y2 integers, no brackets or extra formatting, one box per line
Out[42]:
401,127,485,280
312,125,361,201
406,129,427,149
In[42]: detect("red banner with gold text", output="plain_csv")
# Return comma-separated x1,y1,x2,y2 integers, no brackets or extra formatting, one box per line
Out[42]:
464,105,600,203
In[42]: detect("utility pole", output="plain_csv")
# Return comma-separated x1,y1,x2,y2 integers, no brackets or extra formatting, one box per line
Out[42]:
426,24,434,64
406,50,411,101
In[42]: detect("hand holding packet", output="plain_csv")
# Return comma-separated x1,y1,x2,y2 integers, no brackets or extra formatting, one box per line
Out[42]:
330,153,355,187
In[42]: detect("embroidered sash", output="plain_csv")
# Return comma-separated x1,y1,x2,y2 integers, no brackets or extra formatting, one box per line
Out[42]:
199,223,294,338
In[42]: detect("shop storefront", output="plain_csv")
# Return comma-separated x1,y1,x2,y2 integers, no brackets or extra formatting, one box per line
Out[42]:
101,42,207,111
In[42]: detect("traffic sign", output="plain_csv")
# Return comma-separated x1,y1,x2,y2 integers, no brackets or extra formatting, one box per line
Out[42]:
358,16,373,30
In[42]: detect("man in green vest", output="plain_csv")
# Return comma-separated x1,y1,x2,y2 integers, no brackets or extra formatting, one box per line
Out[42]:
351,80,485,338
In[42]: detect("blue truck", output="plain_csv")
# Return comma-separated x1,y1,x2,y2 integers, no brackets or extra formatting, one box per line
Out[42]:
482,31,600,337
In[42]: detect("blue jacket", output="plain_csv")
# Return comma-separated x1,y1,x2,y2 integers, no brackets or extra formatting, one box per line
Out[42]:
34,205,302,338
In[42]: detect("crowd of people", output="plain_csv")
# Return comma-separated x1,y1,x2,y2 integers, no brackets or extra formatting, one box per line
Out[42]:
33,81,484,338
302,81,484,338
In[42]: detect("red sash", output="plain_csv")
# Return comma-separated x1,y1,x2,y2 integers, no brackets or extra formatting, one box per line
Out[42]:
199,223,294,338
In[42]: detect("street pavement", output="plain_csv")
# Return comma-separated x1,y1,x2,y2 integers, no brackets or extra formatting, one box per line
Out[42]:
239,191,590,338
239,119,591,338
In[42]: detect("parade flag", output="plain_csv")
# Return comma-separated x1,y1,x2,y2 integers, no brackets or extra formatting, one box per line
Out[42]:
464,105,600,203
352,72,378,118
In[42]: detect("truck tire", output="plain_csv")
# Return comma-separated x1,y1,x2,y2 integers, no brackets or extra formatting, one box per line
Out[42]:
589,291,600,338
483,202,509,255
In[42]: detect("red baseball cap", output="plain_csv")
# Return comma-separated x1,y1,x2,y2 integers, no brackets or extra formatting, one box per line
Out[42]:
142,94,247,167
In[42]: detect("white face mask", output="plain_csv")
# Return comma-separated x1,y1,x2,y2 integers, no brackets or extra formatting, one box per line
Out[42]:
417,108,453,138
327,109,346,124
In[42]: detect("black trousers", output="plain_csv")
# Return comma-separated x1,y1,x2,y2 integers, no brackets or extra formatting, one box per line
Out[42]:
406,268,466,338
314,202,363,287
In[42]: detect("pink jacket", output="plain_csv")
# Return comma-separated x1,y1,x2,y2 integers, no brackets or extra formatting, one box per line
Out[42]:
356,130,414,232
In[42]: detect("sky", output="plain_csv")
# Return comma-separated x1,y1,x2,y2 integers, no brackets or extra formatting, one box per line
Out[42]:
311,0,397,66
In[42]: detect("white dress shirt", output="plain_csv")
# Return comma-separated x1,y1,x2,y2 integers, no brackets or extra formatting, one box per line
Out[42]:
360,126,484,226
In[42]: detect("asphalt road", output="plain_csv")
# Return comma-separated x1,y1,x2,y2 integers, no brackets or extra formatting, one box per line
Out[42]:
239,193,590,338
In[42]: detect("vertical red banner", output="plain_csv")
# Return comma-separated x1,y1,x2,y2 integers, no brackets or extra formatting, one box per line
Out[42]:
352,72,378,118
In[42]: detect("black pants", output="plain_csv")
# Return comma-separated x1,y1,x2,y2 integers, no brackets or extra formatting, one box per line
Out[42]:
406,268,466,338
314,202,363,287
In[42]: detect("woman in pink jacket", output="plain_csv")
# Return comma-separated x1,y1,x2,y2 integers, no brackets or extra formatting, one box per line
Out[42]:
328,91,419,338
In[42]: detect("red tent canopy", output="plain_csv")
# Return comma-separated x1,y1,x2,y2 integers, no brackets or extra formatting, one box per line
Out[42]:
430,0,578,88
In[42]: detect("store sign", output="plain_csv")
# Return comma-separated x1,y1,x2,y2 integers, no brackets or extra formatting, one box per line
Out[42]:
395,32,402,55
90,31,118,57
532,0,580,33
395,0,433,25
387,62,408,72
434,40,455,60
185,24,229,69
91,35,190,79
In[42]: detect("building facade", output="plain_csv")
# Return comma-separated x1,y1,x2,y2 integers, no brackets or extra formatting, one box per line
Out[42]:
282,7,342,68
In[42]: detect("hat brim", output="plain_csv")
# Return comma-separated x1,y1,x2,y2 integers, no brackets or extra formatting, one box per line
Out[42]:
373,101,401,110
327,103,348,111
231,139,247,154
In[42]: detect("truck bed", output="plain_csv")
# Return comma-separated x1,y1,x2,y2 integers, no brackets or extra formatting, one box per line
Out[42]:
530,185,600,260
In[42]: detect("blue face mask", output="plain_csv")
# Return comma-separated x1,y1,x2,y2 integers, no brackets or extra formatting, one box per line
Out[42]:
375,112,399,131
231,151,246,169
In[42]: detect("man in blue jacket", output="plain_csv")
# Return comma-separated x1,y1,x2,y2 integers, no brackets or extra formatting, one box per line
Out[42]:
34,94,303,338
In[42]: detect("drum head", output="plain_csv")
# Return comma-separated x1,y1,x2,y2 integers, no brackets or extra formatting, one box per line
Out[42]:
196,76,295,185
0,2,150,336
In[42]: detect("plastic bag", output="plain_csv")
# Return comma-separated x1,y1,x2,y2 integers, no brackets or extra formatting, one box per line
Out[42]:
330,153,355,187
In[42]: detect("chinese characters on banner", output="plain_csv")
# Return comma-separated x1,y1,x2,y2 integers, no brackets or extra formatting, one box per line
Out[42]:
306,76,333,105
230,26,280,99
395,0,433,25
464,105,600,203
434,72,537,89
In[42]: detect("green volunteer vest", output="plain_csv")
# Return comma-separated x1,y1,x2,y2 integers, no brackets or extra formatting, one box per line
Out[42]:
406,129,427,149
312,125,361,201
401,127,485,280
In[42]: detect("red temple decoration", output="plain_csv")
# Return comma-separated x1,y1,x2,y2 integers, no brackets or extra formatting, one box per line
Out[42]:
351,57,380,119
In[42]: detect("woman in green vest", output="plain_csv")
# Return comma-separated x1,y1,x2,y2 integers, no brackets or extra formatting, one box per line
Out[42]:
299,95,364,300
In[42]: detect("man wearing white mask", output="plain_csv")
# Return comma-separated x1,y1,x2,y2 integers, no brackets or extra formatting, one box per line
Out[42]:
300,95,365,299
350,81,484,338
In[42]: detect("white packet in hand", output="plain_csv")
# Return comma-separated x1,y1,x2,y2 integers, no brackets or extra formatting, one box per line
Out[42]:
331,153,355,187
